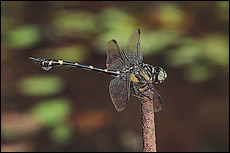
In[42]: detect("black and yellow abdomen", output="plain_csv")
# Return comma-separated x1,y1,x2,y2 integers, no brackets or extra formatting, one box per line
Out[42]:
29,57,120,76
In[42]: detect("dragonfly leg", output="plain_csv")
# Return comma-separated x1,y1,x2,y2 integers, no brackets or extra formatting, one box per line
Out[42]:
131,93,145,100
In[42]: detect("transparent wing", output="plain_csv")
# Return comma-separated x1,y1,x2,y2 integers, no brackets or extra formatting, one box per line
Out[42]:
133,83,163,112
125,29,143,64
109,77,130,112
152,88,163,112
106,40,127,71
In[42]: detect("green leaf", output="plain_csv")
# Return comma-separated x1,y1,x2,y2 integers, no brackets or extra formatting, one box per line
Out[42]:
18,75,64,96
50,124,73,144
30,98,71,127
184,65,214,83
141,30,180,55
7,25,41,48
95,8,136,52
166,39,202,67
36,45,88,63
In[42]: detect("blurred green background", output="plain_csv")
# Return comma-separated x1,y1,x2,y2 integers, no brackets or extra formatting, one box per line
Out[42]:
1,1,229,152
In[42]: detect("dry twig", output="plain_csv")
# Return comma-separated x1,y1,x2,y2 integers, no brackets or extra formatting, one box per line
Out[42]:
139,88,157,152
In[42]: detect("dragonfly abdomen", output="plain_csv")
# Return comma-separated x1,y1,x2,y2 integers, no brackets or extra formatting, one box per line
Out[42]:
29,57,120,77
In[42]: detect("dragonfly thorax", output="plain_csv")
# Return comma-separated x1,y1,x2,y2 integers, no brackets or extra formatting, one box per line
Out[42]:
129,64,167,84
142,64,167,84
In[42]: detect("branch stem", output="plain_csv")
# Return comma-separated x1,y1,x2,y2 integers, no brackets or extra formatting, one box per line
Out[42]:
140,89,157,152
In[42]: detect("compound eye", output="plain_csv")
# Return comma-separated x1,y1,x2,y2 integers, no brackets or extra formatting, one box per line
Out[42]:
155,67,162,73
157,71,165,81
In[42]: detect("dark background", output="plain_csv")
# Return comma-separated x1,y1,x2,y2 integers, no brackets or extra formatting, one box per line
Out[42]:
1,1,229,152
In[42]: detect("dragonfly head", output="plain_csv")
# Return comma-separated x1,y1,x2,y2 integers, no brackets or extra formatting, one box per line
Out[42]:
152,67,167,84
143,64,167,84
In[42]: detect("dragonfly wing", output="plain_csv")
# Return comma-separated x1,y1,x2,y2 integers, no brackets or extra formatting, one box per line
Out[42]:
106,40,127,71
109,77,130,111
133,83,163,112
152,88,163,112
125,29,143,64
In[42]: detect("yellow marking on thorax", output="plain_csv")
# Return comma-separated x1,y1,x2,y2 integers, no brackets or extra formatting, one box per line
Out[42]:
130,73,139,83
42,61,45,66
75,63,78,65
140,71,150,81
48,60,53,66
58,60,63,65
116,71,121,77
152,74,156,82
89,65,94,69
104,69,108,72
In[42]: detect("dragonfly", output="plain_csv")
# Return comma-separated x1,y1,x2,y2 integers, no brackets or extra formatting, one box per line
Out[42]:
30,29,167,112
